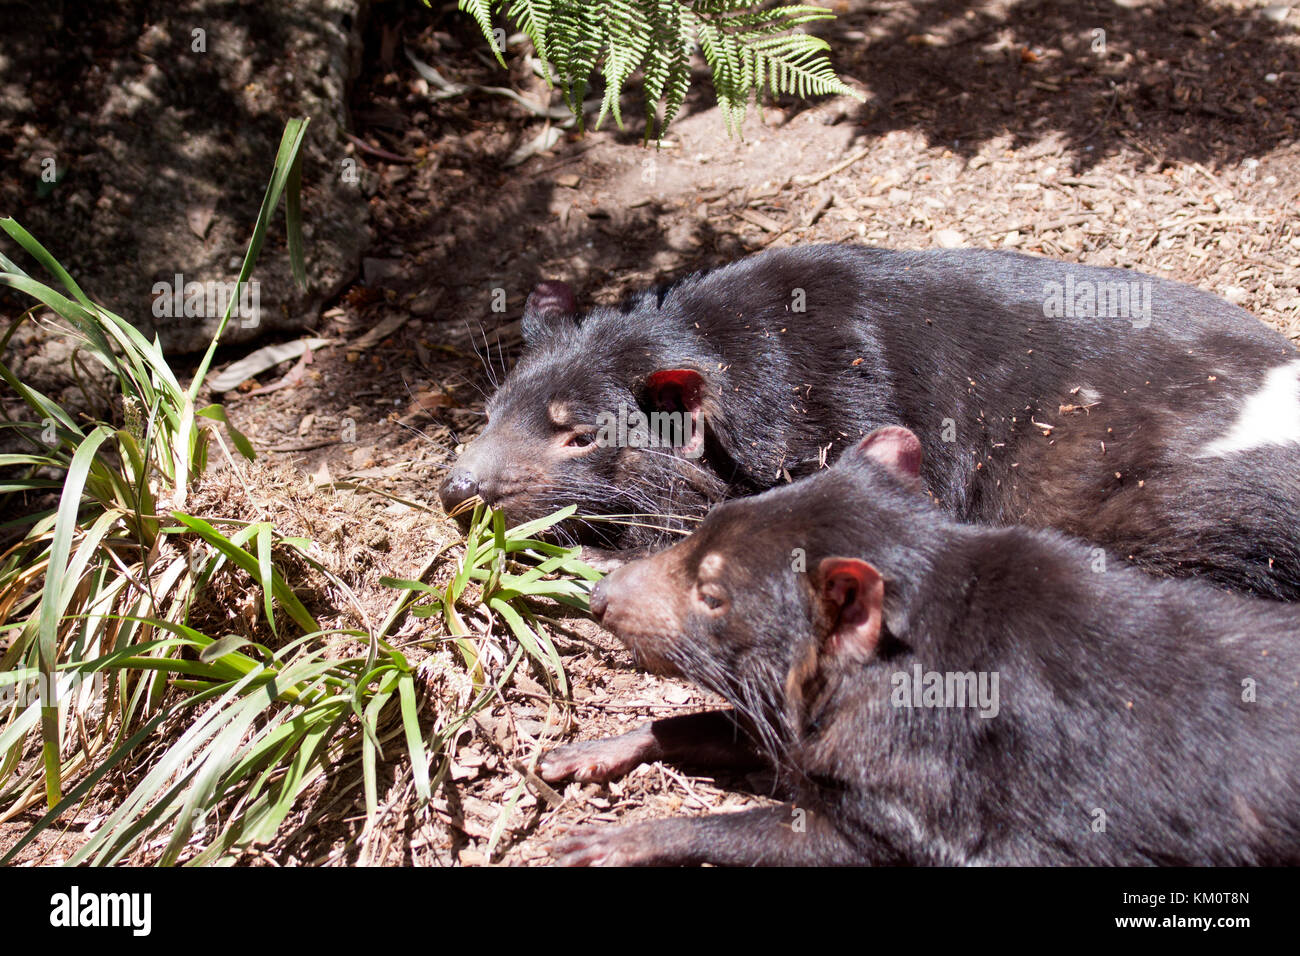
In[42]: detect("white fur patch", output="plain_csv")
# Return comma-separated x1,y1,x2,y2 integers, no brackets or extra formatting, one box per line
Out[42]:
1200,361,1300,457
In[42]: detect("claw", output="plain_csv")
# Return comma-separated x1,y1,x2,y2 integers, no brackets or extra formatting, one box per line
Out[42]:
539,733,653,783
550,824,650,867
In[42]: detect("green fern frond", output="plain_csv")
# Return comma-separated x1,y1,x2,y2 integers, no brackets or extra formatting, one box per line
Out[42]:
458,0,507,67
506,0,554,72
711,6,837,34
549,0,606,121
599,2,652,129
697,20,748,133
746,33,855,101
450,0,862,140
642,0,693,139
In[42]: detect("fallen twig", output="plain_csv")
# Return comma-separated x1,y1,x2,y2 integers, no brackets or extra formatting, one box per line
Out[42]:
795,144,873,186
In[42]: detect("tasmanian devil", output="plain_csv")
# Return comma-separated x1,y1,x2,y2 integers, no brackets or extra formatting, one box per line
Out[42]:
438,245,1300,598
542,426,1300,866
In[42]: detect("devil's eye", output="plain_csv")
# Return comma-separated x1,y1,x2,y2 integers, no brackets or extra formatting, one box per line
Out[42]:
697,583,728,613
566,431,596,448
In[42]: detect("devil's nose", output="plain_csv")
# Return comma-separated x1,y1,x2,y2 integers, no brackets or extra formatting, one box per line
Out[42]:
438,468,480,513
588,578,609,621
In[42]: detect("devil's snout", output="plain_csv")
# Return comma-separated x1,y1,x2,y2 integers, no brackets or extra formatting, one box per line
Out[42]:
439,467,480,514
585,561,647,634
588,577,610,620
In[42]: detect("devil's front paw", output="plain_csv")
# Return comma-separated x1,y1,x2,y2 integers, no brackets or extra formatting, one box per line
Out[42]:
550,823,667,867
538,733,652,784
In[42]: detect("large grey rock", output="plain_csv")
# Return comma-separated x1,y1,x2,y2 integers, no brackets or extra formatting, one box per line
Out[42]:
0,0,371,352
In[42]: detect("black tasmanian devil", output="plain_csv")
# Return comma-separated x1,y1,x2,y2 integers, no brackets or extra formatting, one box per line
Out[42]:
438,245,1300,599
543,426,1300,866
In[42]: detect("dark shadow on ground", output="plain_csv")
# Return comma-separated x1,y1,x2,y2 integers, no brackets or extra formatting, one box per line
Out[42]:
784,0,1300,172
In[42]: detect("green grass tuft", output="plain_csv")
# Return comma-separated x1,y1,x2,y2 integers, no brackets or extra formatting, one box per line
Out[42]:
0,119,599,864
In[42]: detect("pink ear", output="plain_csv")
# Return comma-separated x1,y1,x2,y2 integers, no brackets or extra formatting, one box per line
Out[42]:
646,369,705,413
527,280,576,316
817,557,885,659
843,426,923,485
522,281,578,342
646,369,707,457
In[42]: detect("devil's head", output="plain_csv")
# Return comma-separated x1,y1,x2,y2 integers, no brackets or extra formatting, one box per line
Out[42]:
438,281,732,547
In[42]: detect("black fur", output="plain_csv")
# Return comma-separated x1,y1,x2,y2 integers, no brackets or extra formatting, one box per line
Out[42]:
442,245,1300,598
551,439,1300,866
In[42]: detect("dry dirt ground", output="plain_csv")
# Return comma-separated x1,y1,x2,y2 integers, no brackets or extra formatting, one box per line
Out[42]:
3,0,1300,866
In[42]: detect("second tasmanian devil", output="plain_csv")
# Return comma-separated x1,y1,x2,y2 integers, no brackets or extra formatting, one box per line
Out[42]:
544,426,1300,866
